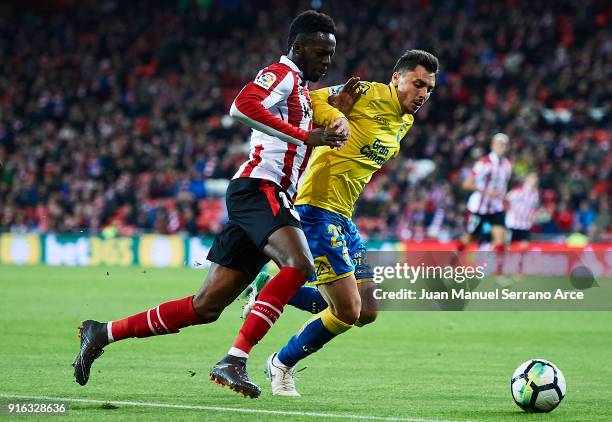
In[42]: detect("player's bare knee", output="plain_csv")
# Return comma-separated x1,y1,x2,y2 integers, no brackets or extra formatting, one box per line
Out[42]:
301,259,316,280
195,306,222,323
191,296,222,323
284,255,315,280
357,309,378,326
334,298,361,325
334,308,359,325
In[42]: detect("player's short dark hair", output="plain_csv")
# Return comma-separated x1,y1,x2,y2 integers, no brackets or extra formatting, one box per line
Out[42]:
393,50,439,74
287,10,336,51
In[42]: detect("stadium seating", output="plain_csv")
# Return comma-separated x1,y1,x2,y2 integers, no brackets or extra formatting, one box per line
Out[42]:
0,0,609,241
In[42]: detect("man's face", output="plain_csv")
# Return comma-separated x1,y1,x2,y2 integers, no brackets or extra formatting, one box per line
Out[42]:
392,65,436,114
492,138,508,157
294,33,336,82
525,173,539,188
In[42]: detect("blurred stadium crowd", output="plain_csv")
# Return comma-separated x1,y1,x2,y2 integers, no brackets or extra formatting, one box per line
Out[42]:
0,0,610,241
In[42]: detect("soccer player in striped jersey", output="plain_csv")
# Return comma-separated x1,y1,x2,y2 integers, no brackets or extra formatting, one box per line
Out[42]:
462,133,512,249
73,11,349,399
506,172,540,246
461,133,512,280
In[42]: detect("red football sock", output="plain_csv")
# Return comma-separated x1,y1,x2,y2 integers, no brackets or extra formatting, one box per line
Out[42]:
517,243,529,275
456,240,466,252
494,244,507,276
518,251,525,274
109,296,202,341
232,267,305,354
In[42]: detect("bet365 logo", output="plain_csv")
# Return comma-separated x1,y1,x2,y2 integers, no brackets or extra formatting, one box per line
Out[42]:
360,139,390,164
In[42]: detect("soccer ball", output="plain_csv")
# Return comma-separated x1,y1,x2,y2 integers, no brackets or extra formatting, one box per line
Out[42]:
511,359,566,413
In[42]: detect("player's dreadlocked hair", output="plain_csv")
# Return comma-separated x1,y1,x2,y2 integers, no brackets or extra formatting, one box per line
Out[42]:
287,10,336,52
393,50,440,74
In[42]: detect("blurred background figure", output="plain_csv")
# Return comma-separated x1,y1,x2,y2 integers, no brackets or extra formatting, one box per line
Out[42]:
506,172,540,248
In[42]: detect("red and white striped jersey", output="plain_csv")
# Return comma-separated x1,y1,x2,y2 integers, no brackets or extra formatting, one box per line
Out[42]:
230,55,313,198
466,152,512,215
505,185,539,230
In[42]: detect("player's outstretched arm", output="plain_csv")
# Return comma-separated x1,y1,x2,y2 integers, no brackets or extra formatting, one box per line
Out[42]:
305,128,347,149
310,86,347,129
310,77,361,130
462,174,477,192
464,160,485,192
328,76,361,114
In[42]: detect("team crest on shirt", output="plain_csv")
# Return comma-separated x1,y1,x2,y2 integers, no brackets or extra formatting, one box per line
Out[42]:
328,85,343,95
254,71,277,89
397,124,408,142
328,82,370,97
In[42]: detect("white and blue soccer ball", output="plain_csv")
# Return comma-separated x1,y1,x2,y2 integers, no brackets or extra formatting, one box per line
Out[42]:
511,359,566,413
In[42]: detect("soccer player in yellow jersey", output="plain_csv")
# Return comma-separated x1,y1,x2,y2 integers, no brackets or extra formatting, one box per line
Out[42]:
262,50,439,396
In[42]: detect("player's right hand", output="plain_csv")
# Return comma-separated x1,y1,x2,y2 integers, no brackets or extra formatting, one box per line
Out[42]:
328,76,361,114
305,128,347,149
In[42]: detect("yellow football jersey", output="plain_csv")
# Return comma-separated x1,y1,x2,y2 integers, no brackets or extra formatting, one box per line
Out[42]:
297,81,414,218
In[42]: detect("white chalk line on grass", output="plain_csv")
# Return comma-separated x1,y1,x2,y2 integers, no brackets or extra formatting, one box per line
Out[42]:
0,393,463,422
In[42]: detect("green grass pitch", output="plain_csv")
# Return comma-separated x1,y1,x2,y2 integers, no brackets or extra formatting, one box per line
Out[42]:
0,265,610,421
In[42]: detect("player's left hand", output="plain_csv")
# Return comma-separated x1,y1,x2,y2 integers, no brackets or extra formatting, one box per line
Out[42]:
329,117,350,138
328,76,361,114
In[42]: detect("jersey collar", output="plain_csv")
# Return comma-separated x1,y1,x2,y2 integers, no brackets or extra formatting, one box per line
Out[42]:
489,152,501,162
389,82,414,124
280,55,304,78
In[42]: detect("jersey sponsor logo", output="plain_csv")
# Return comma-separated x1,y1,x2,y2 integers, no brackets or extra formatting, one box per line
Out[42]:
372,115,390,126
254,71,277,89
301,102,312,120
360,138,391,165
295,85,312,120
352,250,369,268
